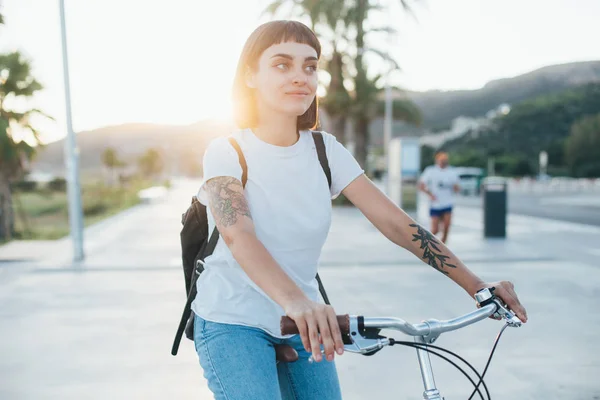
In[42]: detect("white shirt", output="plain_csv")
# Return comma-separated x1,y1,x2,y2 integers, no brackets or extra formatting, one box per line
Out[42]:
191,129,364,337
419,165,459,209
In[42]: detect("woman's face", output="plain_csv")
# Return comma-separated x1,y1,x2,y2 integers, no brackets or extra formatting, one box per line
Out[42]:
248,41,319,120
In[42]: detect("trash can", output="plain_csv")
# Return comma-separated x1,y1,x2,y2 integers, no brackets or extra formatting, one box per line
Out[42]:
482,177,507,238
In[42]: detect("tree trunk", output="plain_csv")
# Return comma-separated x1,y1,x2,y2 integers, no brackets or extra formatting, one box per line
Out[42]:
331,114,347,145
13,192,31,237
354,115,369,170
0,176,14,241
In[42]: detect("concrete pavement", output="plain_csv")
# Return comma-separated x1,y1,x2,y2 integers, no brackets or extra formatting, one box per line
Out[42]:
1,178,599,399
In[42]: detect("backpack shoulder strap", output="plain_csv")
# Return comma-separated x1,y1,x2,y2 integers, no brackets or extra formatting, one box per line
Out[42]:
228,137,247,188
311,131,332,189
310,131,332,306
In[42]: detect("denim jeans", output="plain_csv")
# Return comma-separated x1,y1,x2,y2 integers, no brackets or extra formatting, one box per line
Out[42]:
193,314,343,400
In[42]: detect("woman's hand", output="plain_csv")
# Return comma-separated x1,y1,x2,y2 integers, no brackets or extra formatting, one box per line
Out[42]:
284,297,345,362
474,281,528,323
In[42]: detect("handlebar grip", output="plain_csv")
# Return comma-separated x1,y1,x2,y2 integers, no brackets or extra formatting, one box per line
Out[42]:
281,315,351,335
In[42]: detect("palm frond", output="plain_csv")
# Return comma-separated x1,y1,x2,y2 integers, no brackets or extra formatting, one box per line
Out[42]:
366,26,398,35
398,0,419,22
0,52,44,97
363,47,401,71
261,0,287,16
0,51,48,178
375,98,422,126
24,124,46,148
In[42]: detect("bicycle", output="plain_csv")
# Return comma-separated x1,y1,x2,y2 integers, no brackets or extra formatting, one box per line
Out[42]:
281,287,523,400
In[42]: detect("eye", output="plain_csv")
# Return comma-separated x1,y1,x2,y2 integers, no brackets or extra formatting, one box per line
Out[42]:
275,63,289,71
305,65,317,73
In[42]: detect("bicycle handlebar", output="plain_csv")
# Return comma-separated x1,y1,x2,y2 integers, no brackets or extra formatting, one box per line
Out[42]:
280,304,497,336
280,287,522,339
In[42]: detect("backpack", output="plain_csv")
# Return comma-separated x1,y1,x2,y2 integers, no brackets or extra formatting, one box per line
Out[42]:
171,131,333,356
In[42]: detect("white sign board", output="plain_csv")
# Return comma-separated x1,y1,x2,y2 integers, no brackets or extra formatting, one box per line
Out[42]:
539,151,548,169
400,138,421,179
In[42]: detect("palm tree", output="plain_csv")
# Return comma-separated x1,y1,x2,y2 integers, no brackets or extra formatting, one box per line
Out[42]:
320,49,351,144
0,51,49,240
349,0,421,168
137,148,165,180
263,0,330,31
101,147,127,186
264,0,421,168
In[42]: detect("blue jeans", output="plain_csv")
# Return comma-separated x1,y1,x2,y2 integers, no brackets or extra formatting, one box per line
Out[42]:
193,314,343,400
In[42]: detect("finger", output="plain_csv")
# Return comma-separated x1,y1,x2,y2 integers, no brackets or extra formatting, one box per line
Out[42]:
500,285,527,323
505,286,528,322
305,314,322,362
316,309,335,362
327,308,344,355
295,317,311,354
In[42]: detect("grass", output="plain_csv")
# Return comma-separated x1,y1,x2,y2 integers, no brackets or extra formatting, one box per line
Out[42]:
10,177,168,241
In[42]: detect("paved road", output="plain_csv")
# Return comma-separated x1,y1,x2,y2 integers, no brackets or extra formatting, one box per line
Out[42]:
1,178,599,400
454,191,600,226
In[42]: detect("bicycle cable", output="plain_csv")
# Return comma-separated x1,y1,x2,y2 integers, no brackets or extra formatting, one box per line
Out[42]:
388,340,489,400
386,322,511,400
467,322,510,400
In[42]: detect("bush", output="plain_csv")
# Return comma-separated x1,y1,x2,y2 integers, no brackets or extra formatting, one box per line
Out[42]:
83,201,107,217
494,155,534,177
575,162,600,178
48,178,67,192
450,150,487,169
11,180,37,192
565,113,600,177
546,165,570,177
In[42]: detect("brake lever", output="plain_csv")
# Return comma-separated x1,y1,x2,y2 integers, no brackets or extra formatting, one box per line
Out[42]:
475,287,522,327
308,316,391,363
492,298,522,327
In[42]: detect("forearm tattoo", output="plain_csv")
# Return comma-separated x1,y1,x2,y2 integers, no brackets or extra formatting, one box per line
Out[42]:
206,177,252,227
409,223,457,275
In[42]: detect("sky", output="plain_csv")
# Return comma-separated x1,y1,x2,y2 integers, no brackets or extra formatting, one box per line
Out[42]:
1,0,599,144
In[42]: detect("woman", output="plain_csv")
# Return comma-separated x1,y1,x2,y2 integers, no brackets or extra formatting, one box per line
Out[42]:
192,20,528,399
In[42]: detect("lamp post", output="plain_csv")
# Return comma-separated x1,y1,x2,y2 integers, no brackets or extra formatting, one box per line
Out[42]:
59,0,84,262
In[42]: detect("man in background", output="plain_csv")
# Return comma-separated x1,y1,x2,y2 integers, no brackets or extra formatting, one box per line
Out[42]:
418,151,460,243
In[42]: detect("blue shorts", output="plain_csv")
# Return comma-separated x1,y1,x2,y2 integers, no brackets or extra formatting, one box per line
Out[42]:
430,206,453,217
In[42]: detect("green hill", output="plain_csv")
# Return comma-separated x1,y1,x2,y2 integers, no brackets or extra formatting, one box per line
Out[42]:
441,82,600,176
406,60,600,130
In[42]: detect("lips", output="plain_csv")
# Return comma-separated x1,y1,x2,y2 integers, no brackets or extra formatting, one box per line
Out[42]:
286,91,310,95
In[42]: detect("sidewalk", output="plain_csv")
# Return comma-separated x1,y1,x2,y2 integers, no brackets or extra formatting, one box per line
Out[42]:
1,178,599,399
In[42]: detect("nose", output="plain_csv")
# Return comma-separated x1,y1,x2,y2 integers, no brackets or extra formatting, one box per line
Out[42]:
292,72,307,86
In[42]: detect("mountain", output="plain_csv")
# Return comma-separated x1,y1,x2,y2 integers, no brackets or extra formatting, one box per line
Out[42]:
31,119,234,177
404,60,600,130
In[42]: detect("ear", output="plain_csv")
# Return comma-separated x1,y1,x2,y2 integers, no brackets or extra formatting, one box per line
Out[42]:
245,67,256,89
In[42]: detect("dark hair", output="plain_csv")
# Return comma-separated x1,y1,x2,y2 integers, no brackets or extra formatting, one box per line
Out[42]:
231,20,322,130
435,151,448,160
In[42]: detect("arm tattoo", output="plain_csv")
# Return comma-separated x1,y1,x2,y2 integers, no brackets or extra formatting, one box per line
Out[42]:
409,223,457,275
206,177,251,227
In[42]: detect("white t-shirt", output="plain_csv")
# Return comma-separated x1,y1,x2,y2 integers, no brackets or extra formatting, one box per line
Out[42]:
191,128,364,337
419,165,459,209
